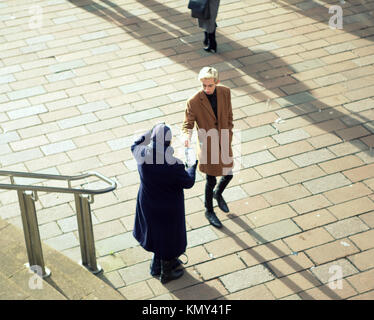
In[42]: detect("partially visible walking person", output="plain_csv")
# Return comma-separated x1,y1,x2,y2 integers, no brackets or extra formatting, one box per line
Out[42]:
131,123,197,284
191,0,220,53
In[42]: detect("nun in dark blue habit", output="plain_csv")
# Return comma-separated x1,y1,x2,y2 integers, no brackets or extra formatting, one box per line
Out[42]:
131,123,197,284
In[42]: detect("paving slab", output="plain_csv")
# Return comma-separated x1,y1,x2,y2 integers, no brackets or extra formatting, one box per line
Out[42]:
220,264,276,293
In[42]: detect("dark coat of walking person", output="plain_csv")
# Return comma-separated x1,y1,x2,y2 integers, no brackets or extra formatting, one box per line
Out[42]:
131,123,197,284
197,0,220,52
182,66,233,229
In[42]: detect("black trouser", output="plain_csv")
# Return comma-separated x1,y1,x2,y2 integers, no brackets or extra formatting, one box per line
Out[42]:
205,174,233,211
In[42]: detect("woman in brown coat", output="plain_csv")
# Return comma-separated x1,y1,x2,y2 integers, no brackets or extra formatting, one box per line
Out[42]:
182,66,233,228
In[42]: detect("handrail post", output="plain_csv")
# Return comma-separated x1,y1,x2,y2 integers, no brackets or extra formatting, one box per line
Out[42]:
74,194,102,274
17,190,51,278
0,170,116,277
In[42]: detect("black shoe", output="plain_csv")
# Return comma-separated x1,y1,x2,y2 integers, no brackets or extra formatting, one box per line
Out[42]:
204,32,217,53
213,191,229,213
160,260,184,284
150,256,182,276
205,210,222,228
203,32,208,46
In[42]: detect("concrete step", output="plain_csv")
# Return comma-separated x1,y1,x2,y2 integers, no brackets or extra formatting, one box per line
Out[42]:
0,264,67,300
0,270,30,300
0,217,125,300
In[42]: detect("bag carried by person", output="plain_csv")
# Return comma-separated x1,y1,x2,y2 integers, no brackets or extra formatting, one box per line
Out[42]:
188,0,210,19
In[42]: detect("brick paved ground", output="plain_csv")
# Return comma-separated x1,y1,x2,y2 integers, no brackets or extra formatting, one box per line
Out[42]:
0,0,374,300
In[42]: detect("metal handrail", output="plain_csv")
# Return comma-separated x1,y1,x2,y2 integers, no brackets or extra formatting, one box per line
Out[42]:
0,170,116,194
0,170,117,278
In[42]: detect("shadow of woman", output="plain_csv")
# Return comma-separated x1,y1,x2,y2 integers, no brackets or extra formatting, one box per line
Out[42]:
220,213,345,299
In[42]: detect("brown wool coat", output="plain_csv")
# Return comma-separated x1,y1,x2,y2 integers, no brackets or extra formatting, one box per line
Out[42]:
182,85,233,176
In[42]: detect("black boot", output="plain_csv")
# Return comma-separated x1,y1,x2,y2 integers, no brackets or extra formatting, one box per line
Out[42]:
213,175,233,213
204,31,217,53
213,191,229,213
205,210,222,228
150,255,182,276
203,31,208,46
205,175,216,211
204,175,221,227
160,259,184,284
